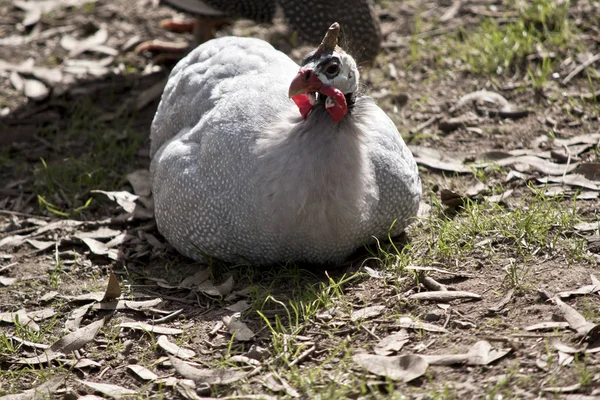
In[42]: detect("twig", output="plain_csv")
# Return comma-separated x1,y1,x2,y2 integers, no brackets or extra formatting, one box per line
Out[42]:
153,309,184,323
422,276,448,291
0,262,18,273
288,345,316,367
562,53,600,85
361,325,381,341
411,115,441,133
0,210,51,220
561,144,572,182
0,225,38,239
440,0,462,22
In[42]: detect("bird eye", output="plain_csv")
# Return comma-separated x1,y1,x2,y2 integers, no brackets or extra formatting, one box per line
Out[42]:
325,64,340,75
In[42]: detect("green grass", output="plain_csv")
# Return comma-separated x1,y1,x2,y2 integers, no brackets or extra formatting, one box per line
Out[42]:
374,185,587,283
458,0,575,75
33,98,146,217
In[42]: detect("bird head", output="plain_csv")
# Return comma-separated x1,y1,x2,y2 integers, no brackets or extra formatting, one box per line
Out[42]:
288,22,360,123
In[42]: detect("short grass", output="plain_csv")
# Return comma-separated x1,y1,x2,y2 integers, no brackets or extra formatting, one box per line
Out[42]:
33,98,146,217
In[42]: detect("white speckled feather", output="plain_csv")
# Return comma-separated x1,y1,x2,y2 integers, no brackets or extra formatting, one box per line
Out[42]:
150,36,421,265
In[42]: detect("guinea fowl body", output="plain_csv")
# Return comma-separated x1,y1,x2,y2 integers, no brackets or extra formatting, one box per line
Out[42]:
150,35,421,266
161,0,382,62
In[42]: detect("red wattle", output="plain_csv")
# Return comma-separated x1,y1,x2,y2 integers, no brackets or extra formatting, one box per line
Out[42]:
320,85,347,122
292,94,313,119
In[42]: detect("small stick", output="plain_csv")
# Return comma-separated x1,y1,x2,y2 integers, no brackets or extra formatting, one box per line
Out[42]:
288,345,316,367
562,53,600,85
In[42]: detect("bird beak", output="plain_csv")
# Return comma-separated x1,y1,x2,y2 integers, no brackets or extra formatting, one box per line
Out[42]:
288,68,322,98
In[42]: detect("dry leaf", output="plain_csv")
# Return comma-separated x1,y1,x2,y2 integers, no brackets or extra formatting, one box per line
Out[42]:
409,146,472,173
574,222,600,232
554,133,600,147
466,341,510,365
374,330,410,356
553,297,598,337
91,190,138,213
128,365,159,381
157,335,196,359
64,358,102,370
226,300,251,313
541,383,583,393
9,336,50,350
50,317,105,354
420,353,470,366
0,235,26,249
80,237,110,255
15,318,104,365
409,291,481,302
395,316,449,333
119,322,183,335
0,309,39,331
549,337,583,354
179,268,211,289
352,353,428,382
556,275,600,298
74,227,122,239
65,303,93,331
33,219,83,236
538,174,600,191
168,355,248,384
0,276,17,286
222,313,255,341
228,355,261,366
351,305,386,321
28,308,56,321
0,373,65,400
22,78,49,101
102,270,121,301
524,321,570,331
263,373,300,398
488,289,515,313
25,239,54,251
78,380,136,399
197,275,234,297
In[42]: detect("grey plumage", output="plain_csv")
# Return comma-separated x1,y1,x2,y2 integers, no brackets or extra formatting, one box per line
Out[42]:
162,0,382,62
150,33,421,266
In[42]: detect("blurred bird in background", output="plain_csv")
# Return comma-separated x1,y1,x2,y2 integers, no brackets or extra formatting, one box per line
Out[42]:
136,0,382,63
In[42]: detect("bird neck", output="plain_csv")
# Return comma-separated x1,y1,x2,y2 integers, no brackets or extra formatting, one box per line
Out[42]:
252,96,378,239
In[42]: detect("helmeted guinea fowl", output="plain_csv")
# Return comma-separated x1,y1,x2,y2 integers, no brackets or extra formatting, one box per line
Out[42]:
150,23,421,266
138,0,382,63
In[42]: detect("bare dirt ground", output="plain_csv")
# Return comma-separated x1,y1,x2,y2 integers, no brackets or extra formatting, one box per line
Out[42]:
1,0,600,399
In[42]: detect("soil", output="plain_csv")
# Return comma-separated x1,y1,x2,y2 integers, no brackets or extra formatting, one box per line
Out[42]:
1,0,600,399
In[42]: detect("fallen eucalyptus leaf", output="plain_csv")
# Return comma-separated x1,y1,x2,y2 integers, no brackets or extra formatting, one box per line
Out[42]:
128,364,159,381
157,335,196,359
223,313,255,341
524,321,571,331
0,373,65,400
78,380,136,399
168,355,248,384
119,322,183,335
352,353,428,382
179,268,211,289
91,190,138,213
395,316,449,333
374,330,410,356
553,297,598,337
466,340,510,365
351,305,386,321
409,291,481,302
101,270,121,301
